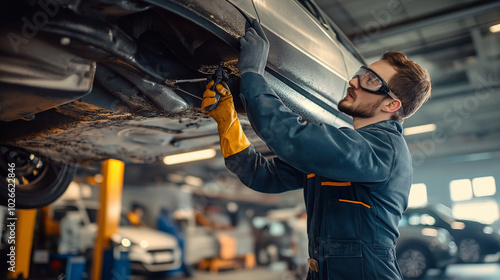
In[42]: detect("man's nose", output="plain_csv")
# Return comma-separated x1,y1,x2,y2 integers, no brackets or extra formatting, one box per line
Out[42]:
349,77,359,89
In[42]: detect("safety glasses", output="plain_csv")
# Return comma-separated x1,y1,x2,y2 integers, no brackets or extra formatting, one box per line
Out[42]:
352,66,399,100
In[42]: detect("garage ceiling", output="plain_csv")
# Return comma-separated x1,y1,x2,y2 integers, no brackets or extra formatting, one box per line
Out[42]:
316,0,500,164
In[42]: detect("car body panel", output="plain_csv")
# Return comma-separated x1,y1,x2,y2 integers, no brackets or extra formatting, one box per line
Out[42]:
254,0,349,103
0,33,96,122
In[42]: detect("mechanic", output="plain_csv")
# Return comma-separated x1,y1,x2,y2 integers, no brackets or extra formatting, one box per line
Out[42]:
201,19,431,279
127,203,145,226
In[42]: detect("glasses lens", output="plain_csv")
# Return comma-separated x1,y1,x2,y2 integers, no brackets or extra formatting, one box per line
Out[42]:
352,68,365,79
358,69,383,91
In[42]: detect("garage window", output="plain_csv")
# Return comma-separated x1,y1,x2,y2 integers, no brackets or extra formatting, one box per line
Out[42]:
450,176,498,224
449,179,473,202
472,176,496,197
450,176,496,201
408,183,428,207
452,200,499,224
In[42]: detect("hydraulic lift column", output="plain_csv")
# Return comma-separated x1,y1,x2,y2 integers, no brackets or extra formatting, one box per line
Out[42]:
91,159,125,280
6,209,37,279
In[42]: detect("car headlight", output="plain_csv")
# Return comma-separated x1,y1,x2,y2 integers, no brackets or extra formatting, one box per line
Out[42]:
111,234,132,248
139,240,149,249
121,238,132,248
449,241,458,255
483,226,494,234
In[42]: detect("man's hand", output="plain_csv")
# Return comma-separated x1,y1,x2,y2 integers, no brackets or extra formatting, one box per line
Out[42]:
238,19,269,76
202,80,234,124
202,80,251,158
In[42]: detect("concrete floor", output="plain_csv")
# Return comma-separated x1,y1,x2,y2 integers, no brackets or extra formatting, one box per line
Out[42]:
130,263,500,280
425,263,500,280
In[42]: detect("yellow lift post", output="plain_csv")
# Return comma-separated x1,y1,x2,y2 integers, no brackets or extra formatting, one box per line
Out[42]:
91,159,125,280
6,209,37,279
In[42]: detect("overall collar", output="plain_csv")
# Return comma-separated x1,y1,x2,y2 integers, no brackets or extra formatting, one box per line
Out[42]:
357,120,403,135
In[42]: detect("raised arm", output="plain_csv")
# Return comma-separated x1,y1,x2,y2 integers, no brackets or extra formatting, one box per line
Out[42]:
201,80,303,194
225,145,304,194
240,73,393,183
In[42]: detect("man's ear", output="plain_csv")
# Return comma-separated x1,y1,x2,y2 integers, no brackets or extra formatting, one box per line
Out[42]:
382,99,402,113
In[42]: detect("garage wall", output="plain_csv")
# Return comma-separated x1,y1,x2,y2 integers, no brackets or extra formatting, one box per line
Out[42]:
413,155,500,221
121,184,193,227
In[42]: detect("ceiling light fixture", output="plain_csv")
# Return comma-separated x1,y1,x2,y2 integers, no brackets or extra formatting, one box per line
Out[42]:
489,23,500,33
403,123,436,136
163,149,216,165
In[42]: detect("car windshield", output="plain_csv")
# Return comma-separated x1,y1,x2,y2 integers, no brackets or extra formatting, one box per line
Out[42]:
86,208,98,224
85,208,132,226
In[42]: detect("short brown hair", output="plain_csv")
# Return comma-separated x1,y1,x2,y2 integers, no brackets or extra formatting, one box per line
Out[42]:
382,51,431,123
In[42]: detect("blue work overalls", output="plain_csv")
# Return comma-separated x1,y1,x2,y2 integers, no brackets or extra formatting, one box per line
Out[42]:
225,73,412,279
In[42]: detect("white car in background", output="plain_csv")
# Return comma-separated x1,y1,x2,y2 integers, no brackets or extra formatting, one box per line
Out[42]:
50,199,182,273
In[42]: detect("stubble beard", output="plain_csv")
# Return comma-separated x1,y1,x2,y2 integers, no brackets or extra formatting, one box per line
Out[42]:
338,96,385,119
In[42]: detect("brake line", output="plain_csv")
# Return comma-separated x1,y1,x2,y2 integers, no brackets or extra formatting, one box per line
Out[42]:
226,0,259,25
251,0,261,23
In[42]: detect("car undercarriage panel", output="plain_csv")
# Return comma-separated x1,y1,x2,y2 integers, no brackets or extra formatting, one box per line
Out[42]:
0,32,96,122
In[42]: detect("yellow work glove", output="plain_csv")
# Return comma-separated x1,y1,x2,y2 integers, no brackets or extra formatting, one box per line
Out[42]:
202,81,251,158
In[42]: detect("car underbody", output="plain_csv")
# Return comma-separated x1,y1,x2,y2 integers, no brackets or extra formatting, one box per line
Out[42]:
0,0,250,164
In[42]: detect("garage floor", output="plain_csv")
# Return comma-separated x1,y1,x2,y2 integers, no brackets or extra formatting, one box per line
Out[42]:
130,263,500,280
425,263,500,280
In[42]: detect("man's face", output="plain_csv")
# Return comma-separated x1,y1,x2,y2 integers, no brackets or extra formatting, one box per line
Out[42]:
338,60,397,118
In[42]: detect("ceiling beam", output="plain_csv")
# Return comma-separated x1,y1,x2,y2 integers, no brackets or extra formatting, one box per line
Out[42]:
430,82,500,101
347,0,500,42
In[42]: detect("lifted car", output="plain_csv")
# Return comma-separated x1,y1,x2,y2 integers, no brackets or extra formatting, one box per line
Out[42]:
0,0,362,208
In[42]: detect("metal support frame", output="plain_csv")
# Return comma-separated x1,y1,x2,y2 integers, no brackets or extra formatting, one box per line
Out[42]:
91,159,125,280
6,209,37,279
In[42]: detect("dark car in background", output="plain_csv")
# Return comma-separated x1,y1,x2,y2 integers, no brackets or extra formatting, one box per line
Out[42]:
0,0,362,209
403,204,500,263
397,224,457,279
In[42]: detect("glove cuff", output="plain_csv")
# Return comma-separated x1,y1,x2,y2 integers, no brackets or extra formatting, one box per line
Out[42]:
218,117,251,158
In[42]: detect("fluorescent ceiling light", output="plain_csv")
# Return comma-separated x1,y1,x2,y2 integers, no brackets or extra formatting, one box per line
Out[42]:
490,23,500,33
403,123,436,136
163,149,216,165
185,175,203,187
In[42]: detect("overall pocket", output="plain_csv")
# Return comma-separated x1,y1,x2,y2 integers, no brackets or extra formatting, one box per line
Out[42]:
325,241,364,280
324,199,363,239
